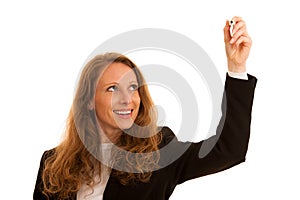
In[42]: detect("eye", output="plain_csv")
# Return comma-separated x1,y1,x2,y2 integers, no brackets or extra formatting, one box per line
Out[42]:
107,85,118,92
129,84,138,91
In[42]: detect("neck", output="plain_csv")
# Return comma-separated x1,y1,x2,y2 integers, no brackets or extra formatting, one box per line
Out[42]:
99,127,122,143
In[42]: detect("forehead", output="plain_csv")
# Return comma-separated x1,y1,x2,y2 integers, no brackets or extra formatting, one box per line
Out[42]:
98,62,137,85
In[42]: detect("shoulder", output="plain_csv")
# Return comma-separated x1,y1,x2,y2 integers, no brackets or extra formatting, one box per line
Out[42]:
44,148,56,157
34,148,57,199
39,148,56,164
159,126,178,148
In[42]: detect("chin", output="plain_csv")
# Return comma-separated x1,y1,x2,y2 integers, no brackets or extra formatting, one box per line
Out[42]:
116,121,134,130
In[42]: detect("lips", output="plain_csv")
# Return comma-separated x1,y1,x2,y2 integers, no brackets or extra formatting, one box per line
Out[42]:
113,109,133,118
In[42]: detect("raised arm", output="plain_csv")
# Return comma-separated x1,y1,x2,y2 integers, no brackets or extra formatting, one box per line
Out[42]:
162,17,257,184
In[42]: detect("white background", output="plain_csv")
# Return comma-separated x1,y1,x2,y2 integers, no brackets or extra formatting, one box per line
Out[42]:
1,0,299,199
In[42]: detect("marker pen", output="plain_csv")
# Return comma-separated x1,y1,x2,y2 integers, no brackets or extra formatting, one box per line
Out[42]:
229,20,235,37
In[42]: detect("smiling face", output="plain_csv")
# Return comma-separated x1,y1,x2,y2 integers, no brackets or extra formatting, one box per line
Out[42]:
94,62,141,140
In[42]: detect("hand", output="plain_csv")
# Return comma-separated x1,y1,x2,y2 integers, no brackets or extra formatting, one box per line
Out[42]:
224,16,252,73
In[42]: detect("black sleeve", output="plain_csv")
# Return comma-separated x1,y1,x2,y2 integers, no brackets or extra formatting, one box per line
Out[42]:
164,74,257,184
33,150,55,200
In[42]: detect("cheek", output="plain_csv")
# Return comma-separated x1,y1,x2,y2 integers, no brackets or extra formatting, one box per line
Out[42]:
95,94,112,113
133,93,141,107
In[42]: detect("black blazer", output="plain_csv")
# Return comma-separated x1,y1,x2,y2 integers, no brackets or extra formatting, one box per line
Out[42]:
34,74,257,200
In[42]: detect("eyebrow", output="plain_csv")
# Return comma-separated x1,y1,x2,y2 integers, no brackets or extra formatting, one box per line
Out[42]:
103,82,119,87
103,81,138,87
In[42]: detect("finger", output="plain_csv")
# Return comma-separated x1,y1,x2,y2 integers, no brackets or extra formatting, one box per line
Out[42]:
232,20,246,36
235,35,252,48
223,20,231,42
230,27,247,44
230,16,245,35
232,16,243,23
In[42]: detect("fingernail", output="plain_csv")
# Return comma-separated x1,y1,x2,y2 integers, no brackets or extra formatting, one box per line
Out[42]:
230,38,234,44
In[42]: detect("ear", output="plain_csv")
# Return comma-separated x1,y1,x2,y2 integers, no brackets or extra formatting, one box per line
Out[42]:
88,101,95,110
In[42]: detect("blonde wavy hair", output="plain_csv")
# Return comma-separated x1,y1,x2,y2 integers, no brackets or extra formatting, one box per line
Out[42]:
42,52,162,199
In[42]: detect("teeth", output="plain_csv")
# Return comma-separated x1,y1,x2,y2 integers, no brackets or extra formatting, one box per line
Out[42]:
114,110,131,115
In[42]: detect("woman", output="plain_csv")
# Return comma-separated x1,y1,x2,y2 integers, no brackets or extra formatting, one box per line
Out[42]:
34,17,257,200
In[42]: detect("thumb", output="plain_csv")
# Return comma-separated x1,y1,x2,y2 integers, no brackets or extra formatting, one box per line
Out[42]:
223,20,231,43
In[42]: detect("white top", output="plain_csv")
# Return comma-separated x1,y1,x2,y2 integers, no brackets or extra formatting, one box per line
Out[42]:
77,143,113,200
228,71,248,80
76,71,248,200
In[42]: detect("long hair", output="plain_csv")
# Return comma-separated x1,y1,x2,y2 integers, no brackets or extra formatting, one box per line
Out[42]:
42,52,162,199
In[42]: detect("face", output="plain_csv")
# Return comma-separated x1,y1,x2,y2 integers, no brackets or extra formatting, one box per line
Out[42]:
94,62,141,138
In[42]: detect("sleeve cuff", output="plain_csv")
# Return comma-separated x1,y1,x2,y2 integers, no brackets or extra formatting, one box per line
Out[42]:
228,71,248,80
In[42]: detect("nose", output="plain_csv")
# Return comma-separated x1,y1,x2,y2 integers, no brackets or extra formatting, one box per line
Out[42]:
119,90,132,105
